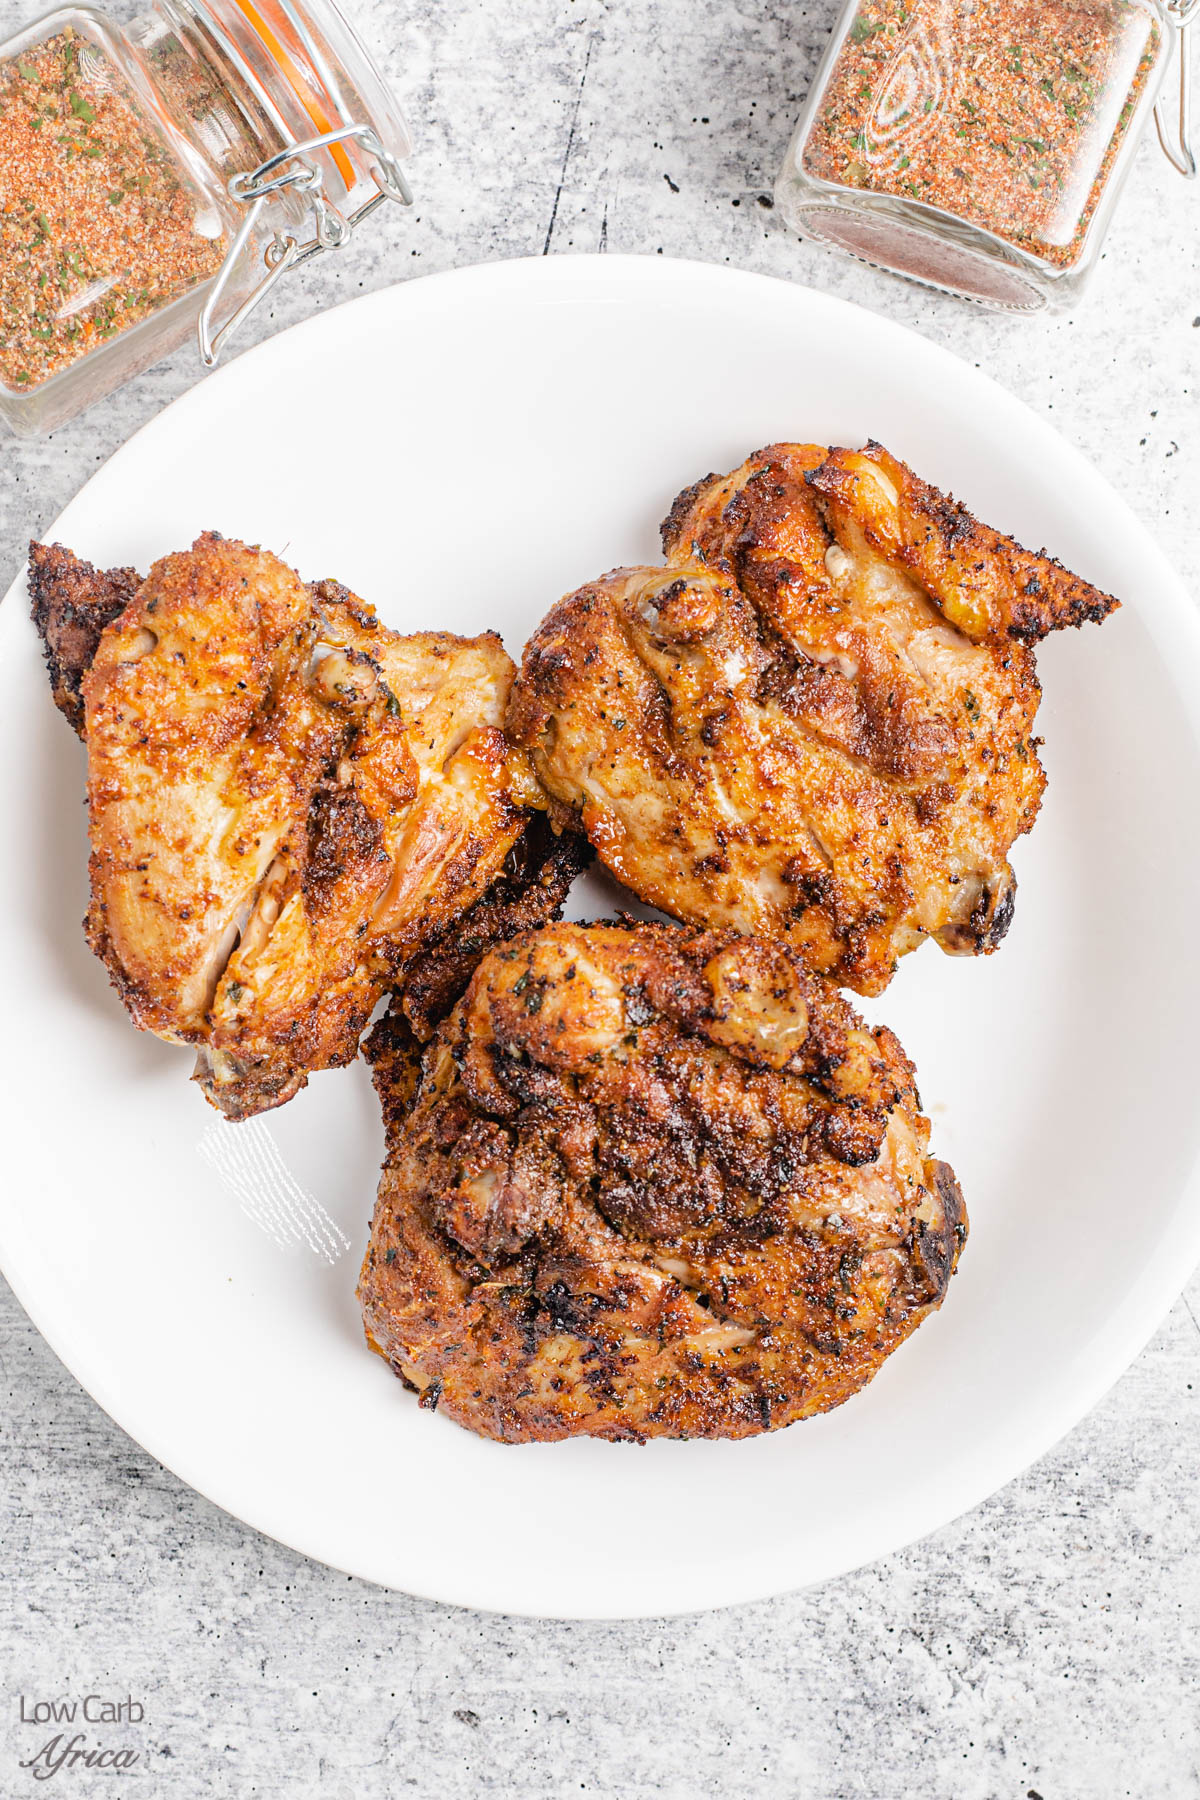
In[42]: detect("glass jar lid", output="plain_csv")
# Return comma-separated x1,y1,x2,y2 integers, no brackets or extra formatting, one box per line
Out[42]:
169,0,412,362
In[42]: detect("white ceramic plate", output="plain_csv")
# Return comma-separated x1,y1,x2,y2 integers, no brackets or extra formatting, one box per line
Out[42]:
2,256,1199,1620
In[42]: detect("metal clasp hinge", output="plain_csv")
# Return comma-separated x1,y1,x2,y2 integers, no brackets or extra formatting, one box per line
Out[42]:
1155,0,1199,179
197,122,413,368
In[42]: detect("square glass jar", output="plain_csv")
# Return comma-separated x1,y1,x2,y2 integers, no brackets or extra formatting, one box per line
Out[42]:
0,0,411,435
776,0,1179,311
0,8,260,435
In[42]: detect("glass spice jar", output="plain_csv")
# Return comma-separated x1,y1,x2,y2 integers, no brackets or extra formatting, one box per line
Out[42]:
776,0,1197,311
0,0,411,435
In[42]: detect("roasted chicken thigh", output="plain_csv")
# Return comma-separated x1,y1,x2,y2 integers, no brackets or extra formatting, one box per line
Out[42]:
31,533,581,1118
360,921,966,1443
508,442,1119,994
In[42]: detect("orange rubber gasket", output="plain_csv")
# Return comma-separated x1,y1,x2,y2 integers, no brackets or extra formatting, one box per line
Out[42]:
233,0,357,192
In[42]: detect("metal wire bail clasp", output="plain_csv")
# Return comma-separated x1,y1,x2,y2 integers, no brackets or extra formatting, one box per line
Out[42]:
1155,0,1199,179
198,123,413,368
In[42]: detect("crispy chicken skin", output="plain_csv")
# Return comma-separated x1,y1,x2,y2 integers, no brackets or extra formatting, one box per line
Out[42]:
33,534,579,1119
359,921,966,1443
508,442,1119,995
28,541,140,734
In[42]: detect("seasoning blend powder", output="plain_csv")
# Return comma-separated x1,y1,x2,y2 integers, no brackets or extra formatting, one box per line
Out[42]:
0,28,226,394
776,0,1174,308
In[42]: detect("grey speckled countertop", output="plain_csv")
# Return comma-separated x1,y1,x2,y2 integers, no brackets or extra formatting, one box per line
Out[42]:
2,1,1198,1794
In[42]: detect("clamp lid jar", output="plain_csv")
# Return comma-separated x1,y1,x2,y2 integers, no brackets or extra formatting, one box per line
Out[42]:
0,0,411,436
776,0,1196,311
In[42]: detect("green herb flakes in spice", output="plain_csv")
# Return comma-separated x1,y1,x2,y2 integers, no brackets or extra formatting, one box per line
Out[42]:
0,29,226,391
803,0,1161,266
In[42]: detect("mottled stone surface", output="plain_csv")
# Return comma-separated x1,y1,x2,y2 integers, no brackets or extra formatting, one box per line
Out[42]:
1,0,1198,1793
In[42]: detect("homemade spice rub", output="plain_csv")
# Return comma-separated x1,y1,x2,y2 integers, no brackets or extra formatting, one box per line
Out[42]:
0,28,224,391
803,0,1163,268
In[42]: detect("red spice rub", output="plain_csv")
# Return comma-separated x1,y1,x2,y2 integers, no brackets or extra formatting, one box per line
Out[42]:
0,28,226,391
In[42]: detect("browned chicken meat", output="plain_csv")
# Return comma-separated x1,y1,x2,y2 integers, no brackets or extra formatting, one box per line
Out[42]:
508,441,1119,995
28,541,140,734
359,920,965,1443
31,533,585,1119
